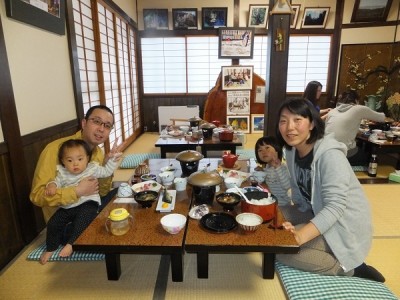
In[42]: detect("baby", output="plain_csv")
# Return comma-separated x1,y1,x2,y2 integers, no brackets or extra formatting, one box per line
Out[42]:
40,139,122,264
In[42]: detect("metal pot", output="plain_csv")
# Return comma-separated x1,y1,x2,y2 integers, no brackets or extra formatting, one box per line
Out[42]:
219,130,234,142
188,116,202,128
175,150,204,177
200,122,216,139
188,171,223,205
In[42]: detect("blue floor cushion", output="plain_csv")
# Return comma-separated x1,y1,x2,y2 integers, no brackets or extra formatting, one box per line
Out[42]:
352,165,368,172
275,261,397,300
236,149,256,160
119,153,161,169
27,243,104,262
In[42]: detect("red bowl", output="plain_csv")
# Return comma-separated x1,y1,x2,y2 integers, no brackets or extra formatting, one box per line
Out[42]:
240,191,276,222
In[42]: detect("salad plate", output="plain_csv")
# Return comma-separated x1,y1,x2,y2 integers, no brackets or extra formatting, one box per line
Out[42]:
131,180,162,193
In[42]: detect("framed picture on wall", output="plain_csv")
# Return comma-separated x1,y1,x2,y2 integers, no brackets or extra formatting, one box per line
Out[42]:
248,5,269,28
172,8,198,30
202,7,227,29
143,9,169,30
226,115,250,133
290,5,301,28
351,0,393,23
219,27,254,59
221,66,253,90
5,0,65,34
251,114,265,133
226,91,251,115
301,7,330,28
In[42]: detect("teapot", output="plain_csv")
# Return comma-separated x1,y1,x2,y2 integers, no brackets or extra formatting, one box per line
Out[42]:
105,208,133,236
364,95,381,111
222,152,239,168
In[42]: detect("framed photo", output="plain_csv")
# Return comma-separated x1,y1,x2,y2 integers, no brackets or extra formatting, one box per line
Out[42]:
226,115,250,133
143,9,169,30
248,5,269,28
351,0,393,23
290,5,301,28
226,91,251,115
221,66,253,91
219,27,254,59
251,114,265,133
172,8,198,30
301,7,330,29
5,0,65,35
202,7,227,29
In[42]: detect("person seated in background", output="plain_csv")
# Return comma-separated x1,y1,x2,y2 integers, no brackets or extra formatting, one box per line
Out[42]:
303,81,331,120
254,136,291,205
324,90,388,166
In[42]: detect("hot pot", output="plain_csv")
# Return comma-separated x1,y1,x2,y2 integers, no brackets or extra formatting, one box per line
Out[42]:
188,171,223,205
175,150,204,177
188,116,202,128
200,122,216,139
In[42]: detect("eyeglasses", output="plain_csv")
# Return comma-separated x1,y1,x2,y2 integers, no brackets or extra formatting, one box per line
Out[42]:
88,118,113,130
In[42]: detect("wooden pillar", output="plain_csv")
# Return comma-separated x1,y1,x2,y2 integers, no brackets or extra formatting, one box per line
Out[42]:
264,1,291,137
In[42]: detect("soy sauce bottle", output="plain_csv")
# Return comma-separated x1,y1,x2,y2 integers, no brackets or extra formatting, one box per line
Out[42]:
368,154,378,177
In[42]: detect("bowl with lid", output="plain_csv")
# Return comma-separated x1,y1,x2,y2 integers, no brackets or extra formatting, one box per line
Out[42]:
175,150,204,177
188,171,223,205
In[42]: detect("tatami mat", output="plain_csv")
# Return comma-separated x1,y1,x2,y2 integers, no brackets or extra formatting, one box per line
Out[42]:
367,239,400,297
0,231,160,300
363,184,400,237
165,253,286,300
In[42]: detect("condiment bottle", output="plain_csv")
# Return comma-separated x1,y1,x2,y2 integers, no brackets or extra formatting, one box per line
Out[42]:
368,154,378,177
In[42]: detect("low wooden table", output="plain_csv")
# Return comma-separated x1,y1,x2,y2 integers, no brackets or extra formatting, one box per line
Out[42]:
73,187,191,282
185,205,299,279
356,133,400,169
155,136,242,158
74,158,297,282
184,160,299,279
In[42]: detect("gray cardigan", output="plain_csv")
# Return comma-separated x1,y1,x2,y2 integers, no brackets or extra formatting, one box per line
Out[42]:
285,133,372,272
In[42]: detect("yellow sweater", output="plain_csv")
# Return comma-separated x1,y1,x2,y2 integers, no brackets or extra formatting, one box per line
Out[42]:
30,131,112,222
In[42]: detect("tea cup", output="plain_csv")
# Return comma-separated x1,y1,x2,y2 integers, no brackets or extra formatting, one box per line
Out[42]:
174,177,187,191
159,171,175,185
117,182,133,197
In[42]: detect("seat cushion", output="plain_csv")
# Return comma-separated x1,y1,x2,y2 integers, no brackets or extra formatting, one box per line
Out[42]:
275,262,397,300
119,153,161,169
27,243,104,262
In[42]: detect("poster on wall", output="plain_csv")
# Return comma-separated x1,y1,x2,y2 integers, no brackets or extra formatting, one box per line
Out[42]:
5,0,65,35
226,91,250,115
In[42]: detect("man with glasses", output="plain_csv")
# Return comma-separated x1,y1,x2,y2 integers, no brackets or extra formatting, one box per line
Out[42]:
30,105,119,223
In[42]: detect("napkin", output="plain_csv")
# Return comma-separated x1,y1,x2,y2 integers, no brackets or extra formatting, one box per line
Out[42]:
113,197,137,204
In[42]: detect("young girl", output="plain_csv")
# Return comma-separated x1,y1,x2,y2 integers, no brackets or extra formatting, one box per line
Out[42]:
254,136,291,206
275,98,384,282
40,139,122,264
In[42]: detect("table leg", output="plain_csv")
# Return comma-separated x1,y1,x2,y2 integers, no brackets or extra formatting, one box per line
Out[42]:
105,253,121,280
160,148,167,159
197,251,209,278
262,253,275,279
170,252,183,282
